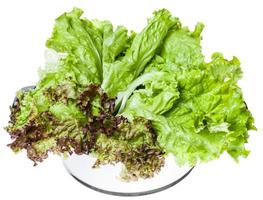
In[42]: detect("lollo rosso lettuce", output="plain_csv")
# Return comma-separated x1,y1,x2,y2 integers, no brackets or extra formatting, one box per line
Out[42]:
5,7,255,181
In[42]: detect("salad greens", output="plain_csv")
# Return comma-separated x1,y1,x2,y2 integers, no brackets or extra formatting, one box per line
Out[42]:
5,8,255,181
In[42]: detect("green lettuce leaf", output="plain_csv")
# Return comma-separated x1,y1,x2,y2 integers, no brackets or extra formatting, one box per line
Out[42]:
46,7,103,83
160,22,204,67
162,54,255,165
101,9,181,97
94,21,130,63
120,71,179,115
122,52,255,166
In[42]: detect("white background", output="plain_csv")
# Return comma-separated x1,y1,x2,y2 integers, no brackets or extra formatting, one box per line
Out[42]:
0,0,262,199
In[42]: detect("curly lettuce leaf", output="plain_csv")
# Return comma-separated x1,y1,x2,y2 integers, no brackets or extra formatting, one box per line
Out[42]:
155,54,254,165
101,9,181,97
160,22,204,67
114,21,255,166
121,34,255,166
95,21,130,63
93,117,165,181
120,71,179,115
46,7,103,83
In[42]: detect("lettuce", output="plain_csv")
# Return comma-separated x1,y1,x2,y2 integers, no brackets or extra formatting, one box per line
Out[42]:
46,8,103,83
160,22,204,67
121,24,255,166
101,9,181,97
5,8,255,180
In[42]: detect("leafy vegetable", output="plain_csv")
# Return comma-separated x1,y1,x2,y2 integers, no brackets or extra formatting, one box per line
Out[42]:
160,22,204,67
93,118,164,181
121,27,255,165
101,9,181,97
5,7,255,181
46,8,103,83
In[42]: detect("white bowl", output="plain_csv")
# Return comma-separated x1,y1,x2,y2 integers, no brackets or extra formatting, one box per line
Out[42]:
63,153,194,196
